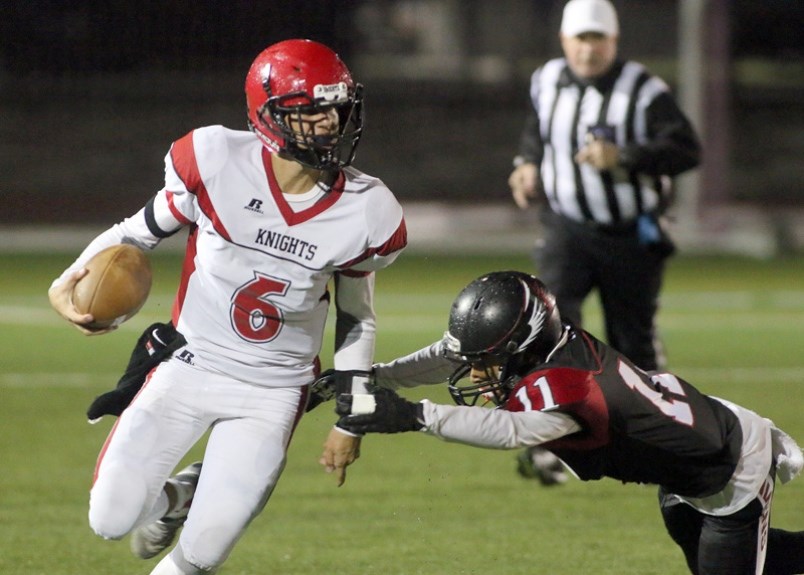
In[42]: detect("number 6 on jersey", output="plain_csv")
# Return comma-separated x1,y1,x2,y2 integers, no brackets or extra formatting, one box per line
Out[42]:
230,273,289,342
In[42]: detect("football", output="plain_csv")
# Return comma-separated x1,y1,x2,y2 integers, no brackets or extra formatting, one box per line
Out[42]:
72,244,152,329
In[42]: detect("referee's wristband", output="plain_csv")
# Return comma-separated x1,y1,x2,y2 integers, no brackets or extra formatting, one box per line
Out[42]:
512,155,534,168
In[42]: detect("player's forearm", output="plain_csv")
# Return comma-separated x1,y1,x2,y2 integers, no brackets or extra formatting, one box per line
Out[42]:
332,273,376,372
516,107,544,165
51,214,159,288
373,340,454,390
332,316,376,373
420,401,580,449
624,95,701,177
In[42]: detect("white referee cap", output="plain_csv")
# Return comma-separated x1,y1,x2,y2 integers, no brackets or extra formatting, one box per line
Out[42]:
560,0,619,37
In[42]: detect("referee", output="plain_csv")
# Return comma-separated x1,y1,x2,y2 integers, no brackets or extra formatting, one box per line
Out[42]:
509,0,701,372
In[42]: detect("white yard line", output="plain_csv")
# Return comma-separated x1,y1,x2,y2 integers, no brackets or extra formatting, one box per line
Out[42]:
0,305,160,330
0,372,117,387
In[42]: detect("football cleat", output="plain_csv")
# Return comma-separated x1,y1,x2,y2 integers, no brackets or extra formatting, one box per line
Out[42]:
130,461,202,559
516,447,568,486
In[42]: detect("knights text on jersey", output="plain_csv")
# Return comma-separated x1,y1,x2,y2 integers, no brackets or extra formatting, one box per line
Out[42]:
147,126,407,386
505,331,742,498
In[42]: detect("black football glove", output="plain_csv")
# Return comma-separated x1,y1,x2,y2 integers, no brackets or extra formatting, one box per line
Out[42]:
86,321,185,422
305,369,337,413
306,369,375,413
336,388,425,434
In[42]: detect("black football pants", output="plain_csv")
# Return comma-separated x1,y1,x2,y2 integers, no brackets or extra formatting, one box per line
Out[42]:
533,211,667,371
659,487,804,574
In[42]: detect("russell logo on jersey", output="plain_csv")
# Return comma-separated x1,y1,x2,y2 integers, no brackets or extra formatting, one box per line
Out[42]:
244,199,264,214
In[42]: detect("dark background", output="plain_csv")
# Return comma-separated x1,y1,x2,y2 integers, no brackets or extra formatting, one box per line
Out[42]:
1,0,802,225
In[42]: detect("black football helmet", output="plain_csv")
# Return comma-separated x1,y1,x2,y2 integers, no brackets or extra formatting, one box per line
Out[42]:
442,271,564,407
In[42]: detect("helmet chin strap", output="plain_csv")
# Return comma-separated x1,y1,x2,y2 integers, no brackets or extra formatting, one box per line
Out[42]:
310,134,338,147
544,326,571,363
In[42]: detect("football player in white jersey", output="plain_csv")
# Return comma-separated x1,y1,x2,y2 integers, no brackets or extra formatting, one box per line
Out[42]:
48,39,407,575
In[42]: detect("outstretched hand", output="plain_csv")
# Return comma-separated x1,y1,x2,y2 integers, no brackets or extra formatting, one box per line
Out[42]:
337,388,424,434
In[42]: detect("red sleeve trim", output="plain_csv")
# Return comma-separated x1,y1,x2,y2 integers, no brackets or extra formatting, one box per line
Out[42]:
165,191,193,225
169,131,232,242
171,225,199,325
377,217,408,256
169,132,203,191
337,218,407,270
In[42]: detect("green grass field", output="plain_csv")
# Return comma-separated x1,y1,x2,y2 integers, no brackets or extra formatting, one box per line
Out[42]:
1,252,802,575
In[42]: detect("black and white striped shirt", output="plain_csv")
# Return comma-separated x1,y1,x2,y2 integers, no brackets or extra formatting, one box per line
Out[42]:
516,58,700,226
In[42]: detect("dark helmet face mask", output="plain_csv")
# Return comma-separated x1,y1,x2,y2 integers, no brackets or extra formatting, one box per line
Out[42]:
444,341,525,407
446,361,517,408
258,83,364,171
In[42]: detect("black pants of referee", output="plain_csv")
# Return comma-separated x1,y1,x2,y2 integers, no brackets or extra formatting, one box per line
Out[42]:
533,209,669,371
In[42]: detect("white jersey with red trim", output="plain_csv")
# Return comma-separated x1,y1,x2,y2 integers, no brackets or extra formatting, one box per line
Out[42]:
55,125,407,386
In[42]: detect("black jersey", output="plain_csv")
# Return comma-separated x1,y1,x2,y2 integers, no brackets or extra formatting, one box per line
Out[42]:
504,328,742,498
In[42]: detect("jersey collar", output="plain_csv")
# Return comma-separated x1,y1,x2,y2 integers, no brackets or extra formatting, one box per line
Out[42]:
262,147,344,226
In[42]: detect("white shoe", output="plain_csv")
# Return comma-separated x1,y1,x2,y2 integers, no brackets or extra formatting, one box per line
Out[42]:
516,447,568,486
130,462,202,559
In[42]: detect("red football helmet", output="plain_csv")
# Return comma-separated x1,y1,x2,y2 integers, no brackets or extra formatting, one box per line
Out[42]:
245,39,364,171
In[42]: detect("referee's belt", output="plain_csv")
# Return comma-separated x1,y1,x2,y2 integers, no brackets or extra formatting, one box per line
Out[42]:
568,217,638,236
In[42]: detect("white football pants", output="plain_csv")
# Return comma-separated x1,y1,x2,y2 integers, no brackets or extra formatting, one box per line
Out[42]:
88,357,307,571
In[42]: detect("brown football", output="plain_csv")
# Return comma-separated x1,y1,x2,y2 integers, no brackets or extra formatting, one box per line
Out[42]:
72,244,152,329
